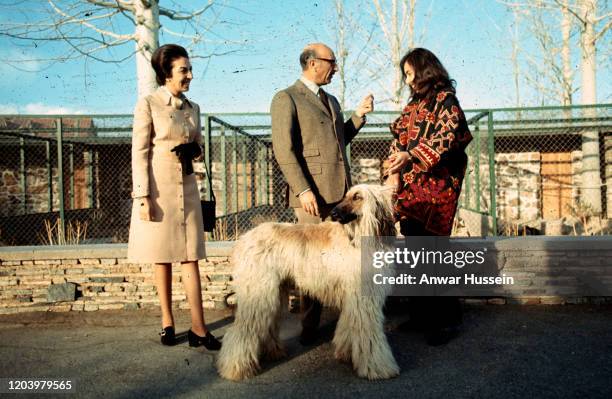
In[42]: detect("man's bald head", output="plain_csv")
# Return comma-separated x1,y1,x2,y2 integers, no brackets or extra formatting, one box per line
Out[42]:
299,43,333,71
299,43,337,86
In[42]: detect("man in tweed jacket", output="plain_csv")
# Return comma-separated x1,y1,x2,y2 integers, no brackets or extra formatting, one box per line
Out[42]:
271,43,374,345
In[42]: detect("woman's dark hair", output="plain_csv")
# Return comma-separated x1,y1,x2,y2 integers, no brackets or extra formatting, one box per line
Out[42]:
400,48,455,100
151,44,189,86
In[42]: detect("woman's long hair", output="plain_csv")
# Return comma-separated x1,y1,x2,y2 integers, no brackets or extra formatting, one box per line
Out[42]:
400,48,456,102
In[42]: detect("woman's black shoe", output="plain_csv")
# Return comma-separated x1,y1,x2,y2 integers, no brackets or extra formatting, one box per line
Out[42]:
188,330,221,350
159,326,176,346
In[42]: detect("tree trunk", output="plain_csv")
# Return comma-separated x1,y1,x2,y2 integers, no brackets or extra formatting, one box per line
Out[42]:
511,8,521,108
335,0,347,110
579,0,602,214
391,0,402,110
134,0,160,98
561,0,572,107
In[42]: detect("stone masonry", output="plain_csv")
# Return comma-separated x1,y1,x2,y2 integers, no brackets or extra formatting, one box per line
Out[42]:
1,238,611,314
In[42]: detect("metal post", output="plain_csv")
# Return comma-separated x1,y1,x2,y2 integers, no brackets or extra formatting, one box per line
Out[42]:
258,145,264,206
19,138,26,214
46,141,52,212
69,144,74,210
220,126,227,216
487,111,497,235
264,145,270,205
242,137,247,210
346,142,351,167
474,124,481,213
86,148,93,208
232,130,238,213
94,149,100,208
56,118,66,242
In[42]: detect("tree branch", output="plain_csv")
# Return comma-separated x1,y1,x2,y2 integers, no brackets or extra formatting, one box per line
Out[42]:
48,0,131,40
553,0,586,24
159,1,214,21
85,0,134,12
594,19,612,42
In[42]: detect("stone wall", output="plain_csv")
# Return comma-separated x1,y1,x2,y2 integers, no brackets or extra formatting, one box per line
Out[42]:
0,141,92,218
1,237,610,315
351,158,383,185
495,152,541,222
467,150,597,225
0,243,233,314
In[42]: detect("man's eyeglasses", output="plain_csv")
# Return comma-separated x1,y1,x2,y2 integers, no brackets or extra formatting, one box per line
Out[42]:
315,57,337,66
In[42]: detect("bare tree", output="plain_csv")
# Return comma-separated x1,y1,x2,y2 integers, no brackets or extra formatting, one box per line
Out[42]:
327,0,372,110
564,0,611,213
0,0,239,98
502,0,577,105
560,0,573,106
333,0,349,109
509,7,523,107
366,0,417,109
501,0,610,213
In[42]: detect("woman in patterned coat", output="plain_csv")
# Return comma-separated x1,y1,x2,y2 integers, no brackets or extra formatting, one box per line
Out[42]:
128,44,220,350
385,48,472,346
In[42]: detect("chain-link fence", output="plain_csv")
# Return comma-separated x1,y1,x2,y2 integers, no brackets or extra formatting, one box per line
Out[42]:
0,115,133,245
459,105,612,237
0,104,610,246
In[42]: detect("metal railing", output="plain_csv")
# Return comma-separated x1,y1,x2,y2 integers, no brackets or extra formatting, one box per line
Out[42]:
0,103,610,245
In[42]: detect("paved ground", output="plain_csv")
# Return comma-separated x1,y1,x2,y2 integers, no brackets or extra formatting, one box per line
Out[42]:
0,304,611,399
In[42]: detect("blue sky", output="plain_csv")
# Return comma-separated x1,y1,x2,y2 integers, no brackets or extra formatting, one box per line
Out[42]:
0,0,609,115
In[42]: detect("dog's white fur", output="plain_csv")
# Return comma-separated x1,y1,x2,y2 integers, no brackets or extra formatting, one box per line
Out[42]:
216,184,400,380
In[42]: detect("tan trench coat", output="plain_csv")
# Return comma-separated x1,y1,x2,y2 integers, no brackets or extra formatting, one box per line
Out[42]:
127,87,206,263
270,80,365,208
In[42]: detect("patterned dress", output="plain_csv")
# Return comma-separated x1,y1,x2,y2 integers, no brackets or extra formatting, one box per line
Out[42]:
389,90,473,235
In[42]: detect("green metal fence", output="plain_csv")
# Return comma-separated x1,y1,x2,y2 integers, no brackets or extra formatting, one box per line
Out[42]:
0,103,610,245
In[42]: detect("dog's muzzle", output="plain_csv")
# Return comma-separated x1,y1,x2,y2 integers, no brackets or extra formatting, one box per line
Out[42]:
330,206,357,224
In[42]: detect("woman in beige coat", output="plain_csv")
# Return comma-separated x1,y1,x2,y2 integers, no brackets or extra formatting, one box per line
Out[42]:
127,44,220,350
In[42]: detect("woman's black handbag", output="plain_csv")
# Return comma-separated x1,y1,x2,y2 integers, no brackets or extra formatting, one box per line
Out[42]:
201,159,216,232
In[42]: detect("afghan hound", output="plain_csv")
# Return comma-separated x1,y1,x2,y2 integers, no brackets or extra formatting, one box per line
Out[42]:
216,184,400,380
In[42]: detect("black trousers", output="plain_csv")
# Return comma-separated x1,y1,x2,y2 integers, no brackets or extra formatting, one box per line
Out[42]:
400,218,463,330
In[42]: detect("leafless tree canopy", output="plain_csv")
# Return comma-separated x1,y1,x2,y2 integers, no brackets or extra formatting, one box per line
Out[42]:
0,1,242,96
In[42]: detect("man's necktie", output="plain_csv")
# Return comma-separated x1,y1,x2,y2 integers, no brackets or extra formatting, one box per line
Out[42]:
318,89,332,115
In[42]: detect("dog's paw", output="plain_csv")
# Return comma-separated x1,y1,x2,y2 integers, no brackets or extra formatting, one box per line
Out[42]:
356,362,400,380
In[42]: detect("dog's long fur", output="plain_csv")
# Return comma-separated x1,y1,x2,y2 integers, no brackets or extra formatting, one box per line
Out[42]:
216,184,400,380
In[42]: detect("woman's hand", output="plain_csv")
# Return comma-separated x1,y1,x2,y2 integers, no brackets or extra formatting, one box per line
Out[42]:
386,151,411,175
139,197,154,221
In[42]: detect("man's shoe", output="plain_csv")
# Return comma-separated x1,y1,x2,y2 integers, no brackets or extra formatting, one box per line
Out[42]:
425,326,460,346
299,327,319,346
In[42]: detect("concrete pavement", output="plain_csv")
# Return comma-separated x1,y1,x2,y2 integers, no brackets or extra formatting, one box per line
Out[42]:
0,304,611,398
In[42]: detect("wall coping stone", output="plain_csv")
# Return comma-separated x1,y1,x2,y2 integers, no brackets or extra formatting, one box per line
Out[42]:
0,237,610,262
0,241,234,261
